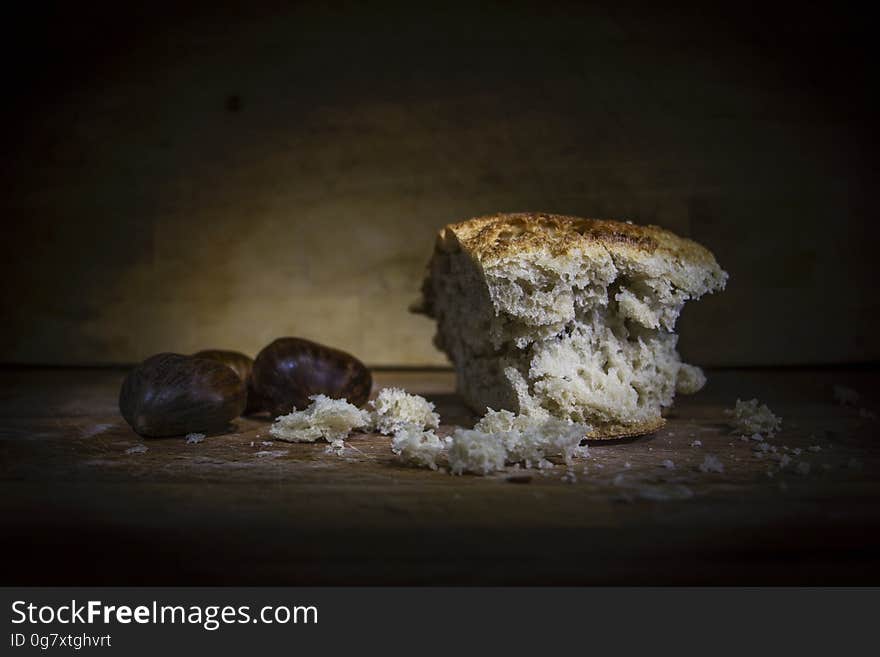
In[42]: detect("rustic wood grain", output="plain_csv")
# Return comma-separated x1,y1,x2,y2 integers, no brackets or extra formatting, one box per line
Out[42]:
1,367,878,584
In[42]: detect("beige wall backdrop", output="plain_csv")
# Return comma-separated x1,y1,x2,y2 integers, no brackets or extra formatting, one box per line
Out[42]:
2,3,874,367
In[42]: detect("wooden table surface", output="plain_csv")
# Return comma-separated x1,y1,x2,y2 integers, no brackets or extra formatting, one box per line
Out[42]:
1,366,879,585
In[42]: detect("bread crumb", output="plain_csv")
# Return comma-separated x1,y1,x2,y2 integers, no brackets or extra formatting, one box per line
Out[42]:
125,444,148,455
270,395,370,444
475,409,589,467
370,387,440,435
185,432,205,444
261,440,273,446
561,470,577,484
661,459,675,469
807,445,821,453
447,410,590,475
323,441,347,456
792,448,802,456
698,454,724,473
447,429,507,475
624,461,632,469
689,440,702,448
391,426,445,470
725,399,782,436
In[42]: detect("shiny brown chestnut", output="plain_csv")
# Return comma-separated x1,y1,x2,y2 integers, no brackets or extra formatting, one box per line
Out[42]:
192,349,265,415
119,353,247,437
252,337,372,417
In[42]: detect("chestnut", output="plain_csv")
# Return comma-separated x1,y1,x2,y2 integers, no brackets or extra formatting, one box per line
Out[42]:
252,337,372,417
192,349,265,415
119,353,247,437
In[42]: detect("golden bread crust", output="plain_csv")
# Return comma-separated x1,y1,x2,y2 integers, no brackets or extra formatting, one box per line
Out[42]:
440,212,719,269
585,416,666,441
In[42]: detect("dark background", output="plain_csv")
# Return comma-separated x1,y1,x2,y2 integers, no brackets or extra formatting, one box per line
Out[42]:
1,1,875,367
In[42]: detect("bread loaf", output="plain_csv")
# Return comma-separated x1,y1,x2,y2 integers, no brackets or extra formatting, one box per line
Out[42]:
416,212,727,438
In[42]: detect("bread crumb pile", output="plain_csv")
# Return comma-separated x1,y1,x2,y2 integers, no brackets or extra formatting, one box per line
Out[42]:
725,399,782,436
254,384,855,496
270,395,370,450
446,410,590,475
383,402,591,476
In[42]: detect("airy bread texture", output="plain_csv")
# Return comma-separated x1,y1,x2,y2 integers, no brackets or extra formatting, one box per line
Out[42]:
370,387,440,435
448,409,589,475
388,408,590,476
269,394,370,447
417,213,727,436
391,426,447,470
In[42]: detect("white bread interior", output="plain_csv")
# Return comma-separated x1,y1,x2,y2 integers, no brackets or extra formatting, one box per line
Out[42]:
417,213,727,436
370,387,440,435
269,394,370,446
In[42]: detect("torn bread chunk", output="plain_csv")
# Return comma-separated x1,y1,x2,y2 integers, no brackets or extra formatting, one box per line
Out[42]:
448,410,590,475
447,429,508,476
474,409,588,467
725,398,782,437
416,213,726,438
391,426,446,470
370,387,440,435
269,394,370,447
